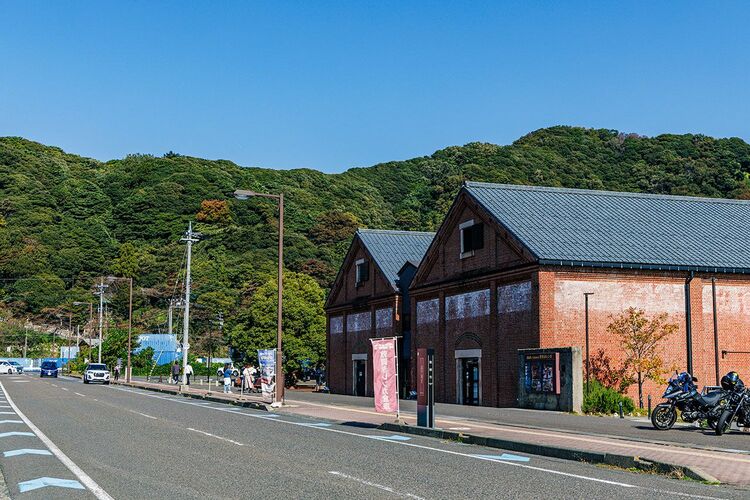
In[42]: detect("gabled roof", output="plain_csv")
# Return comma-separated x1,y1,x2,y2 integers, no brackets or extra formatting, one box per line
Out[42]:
357,229,435,289
464,182,750,273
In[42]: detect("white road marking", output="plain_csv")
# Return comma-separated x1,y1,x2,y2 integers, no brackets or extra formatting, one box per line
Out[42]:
0,431,35,438
4,448,53,457
61,388,69,391
186,428,244,446
329,471,425,499
448,427,471,431
0,381,114,500
131,411,157,420
0,412,16,415
112,387,718,498
0,420,23,424
12,381,28,383
74,393,86,397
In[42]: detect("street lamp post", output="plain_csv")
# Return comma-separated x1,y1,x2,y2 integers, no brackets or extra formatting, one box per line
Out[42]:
584,292,594,395
234,189,285,406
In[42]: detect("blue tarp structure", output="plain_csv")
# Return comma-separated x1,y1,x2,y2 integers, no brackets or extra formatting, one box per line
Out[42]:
135,334,180,365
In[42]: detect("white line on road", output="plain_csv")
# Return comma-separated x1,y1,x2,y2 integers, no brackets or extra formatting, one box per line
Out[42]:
61,388,69,391
112,387,719,498
0,381,114,500
74,393,86,397
186,428,244,446
131,411,157,420
328,471,425,499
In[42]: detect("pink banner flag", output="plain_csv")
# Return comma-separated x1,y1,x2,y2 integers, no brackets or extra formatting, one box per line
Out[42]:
370,338,399,414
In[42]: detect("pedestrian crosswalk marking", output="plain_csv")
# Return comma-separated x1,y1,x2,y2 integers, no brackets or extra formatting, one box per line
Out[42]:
0,432,34,438
4,448,53,457
471,453,530,462
18,477,85,492
0,420,23,424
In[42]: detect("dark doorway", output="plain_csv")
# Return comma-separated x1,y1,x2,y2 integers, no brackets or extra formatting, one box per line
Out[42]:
354,360,366,396
460,358,480,405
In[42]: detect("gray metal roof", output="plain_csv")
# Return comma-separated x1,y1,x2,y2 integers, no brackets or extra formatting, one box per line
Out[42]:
464,182,750,273
357,229,435,288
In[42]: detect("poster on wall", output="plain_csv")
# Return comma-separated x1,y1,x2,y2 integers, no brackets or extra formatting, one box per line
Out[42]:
370,338,399,415
257,349,277,402
523,352,560,394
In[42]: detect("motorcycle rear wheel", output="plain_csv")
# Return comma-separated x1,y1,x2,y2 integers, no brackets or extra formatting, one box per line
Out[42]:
651,404,677,430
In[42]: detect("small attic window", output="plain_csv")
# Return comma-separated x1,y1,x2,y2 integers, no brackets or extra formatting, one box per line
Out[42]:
460,219,484,258
355,259,369,287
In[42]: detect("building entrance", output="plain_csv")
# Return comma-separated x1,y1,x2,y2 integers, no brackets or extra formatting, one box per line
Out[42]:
354,360,366,396
460,357,480,405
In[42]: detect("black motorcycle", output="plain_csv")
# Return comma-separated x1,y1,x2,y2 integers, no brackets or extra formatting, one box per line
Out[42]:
651,372,726,430
714,372,749,436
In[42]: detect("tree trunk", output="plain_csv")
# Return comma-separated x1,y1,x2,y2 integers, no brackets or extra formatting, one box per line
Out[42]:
637,371,643,409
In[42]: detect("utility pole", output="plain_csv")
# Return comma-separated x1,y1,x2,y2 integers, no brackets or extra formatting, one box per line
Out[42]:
180,222,199,387
95,279,108,363
126,277,133,382
23,326,28,359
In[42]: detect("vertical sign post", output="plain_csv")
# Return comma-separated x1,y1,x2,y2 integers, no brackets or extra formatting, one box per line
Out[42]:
257,349,277,404
417,348,434,428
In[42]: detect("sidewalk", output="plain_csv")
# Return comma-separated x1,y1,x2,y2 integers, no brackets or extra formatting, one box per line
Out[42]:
121,378,750,487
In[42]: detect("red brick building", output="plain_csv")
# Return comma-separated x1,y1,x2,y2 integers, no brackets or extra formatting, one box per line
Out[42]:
409,182,750,407
325,229,434,397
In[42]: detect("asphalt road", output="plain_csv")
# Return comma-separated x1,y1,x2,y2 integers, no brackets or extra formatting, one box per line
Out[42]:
266,390,750,453
0,374,746,499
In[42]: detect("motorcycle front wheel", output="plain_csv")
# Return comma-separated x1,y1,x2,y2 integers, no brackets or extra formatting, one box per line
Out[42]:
715,410,733,436
651,404,677,430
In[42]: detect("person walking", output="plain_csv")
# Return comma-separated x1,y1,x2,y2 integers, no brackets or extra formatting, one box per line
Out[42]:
223,364,232,394
114,365,121,382
184,363,193,385
171,361,180,384
242,364,254,393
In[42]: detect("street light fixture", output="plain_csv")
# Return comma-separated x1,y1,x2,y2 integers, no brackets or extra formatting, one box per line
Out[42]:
233,189,285,406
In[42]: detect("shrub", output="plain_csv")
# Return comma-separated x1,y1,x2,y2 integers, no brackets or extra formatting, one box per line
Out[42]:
583,380,635,414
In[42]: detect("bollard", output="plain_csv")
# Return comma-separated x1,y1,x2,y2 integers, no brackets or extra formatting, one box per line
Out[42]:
647,395,652,418
618,401,624,419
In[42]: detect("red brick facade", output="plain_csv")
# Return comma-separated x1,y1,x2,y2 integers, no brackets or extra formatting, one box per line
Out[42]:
409,192,750,407
325,237,402,397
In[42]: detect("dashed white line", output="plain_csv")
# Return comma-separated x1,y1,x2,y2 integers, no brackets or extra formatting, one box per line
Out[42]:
186,428,244,446
0,381,113,500
328,471,425,499
74,393,86,397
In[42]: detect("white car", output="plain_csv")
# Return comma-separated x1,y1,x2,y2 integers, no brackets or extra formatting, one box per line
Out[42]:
83,363,110,384
0,361,15,375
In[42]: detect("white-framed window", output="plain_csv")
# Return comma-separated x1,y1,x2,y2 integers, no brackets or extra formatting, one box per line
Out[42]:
459,219,484,258
355,258,369,287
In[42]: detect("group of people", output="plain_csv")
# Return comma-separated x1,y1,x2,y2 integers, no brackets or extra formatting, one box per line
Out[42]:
170,361,194,384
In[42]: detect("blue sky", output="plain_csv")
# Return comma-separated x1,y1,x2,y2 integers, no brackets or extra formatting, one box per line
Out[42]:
1,1,749,172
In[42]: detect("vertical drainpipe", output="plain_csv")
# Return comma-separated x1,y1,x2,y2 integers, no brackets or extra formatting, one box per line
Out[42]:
685,271,695,376
712,277,720,385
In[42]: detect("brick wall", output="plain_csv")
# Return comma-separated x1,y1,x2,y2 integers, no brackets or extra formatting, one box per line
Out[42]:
702,278,750,384
542,269,750,405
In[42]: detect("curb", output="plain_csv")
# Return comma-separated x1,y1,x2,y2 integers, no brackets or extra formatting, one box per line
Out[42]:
377,422,719,484
117,381,270,412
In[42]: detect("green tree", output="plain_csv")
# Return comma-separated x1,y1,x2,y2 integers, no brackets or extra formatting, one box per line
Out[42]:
229,271,325,376
608,308,677,408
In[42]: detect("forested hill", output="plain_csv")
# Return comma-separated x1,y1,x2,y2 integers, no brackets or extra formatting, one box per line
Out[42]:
2,126,750,345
